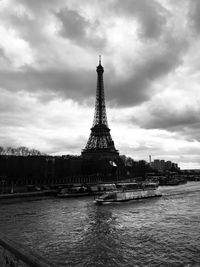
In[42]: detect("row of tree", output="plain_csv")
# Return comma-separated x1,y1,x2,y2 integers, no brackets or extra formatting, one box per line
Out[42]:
0,146,46,156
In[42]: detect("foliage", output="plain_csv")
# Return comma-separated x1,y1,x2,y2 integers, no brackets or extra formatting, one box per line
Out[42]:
0,146,46,156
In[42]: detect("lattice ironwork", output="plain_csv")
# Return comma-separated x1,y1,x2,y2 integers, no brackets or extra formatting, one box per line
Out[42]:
92,61,108,127
82,57,119,158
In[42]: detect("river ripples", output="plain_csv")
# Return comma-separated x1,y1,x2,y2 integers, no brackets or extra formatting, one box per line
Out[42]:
0,182,200,266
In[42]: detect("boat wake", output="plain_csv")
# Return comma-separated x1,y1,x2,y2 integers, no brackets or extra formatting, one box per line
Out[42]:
160,183,200,197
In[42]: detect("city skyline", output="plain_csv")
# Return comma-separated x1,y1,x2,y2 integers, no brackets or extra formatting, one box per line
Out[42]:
1,1,200,169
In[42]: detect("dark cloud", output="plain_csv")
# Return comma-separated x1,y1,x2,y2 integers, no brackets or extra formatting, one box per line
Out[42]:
107,37,186,106
138,109,200,130
177,124,200,143
107,72,149,106
0,67,94,101
188,1,200,34
9,1,106,51
112,0,167,39
0,48,11,67
130,105,200,142
0,32,187,107
56,9,88,41
55,8,106,50
1,1,57,49
5,13,46,46
0,48,7,60
0,0,189,108
14,0,62,13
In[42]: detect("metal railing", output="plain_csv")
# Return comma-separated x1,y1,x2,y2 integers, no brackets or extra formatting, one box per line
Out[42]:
0,234,52,267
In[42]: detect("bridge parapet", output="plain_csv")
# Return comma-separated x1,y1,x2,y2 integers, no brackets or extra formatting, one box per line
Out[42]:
0,234,51,267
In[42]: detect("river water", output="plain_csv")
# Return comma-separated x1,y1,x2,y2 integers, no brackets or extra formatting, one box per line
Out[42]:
0,182,200,267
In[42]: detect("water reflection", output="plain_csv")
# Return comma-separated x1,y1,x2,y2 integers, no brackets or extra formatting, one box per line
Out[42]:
62,203,125,267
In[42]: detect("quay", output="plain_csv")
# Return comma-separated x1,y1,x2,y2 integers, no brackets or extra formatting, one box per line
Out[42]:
0,234,52,267
0,190,57,200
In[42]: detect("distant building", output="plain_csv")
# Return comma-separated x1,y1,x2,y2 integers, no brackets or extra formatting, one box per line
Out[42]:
150,159,165,171
150,159,179,172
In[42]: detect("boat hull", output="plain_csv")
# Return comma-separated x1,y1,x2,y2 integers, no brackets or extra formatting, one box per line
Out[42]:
57,191,104,198
95,189,162,204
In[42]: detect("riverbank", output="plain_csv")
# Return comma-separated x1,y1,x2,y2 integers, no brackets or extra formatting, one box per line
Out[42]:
0,190,57,200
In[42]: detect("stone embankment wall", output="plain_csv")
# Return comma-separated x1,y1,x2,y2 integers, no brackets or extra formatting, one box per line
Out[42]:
0,234,51,267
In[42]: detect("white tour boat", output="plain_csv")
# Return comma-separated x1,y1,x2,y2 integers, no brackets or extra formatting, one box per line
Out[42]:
95,182,162,204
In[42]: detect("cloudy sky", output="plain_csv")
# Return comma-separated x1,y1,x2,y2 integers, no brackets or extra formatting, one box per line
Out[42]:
1,0,200,169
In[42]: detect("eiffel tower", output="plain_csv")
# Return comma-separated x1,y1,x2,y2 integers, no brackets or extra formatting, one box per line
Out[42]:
82,56,119,160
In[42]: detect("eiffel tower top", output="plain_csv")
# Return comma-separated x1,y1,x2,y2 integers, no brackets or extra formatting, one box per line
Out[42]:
82,57,119,159
97,55,103,72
